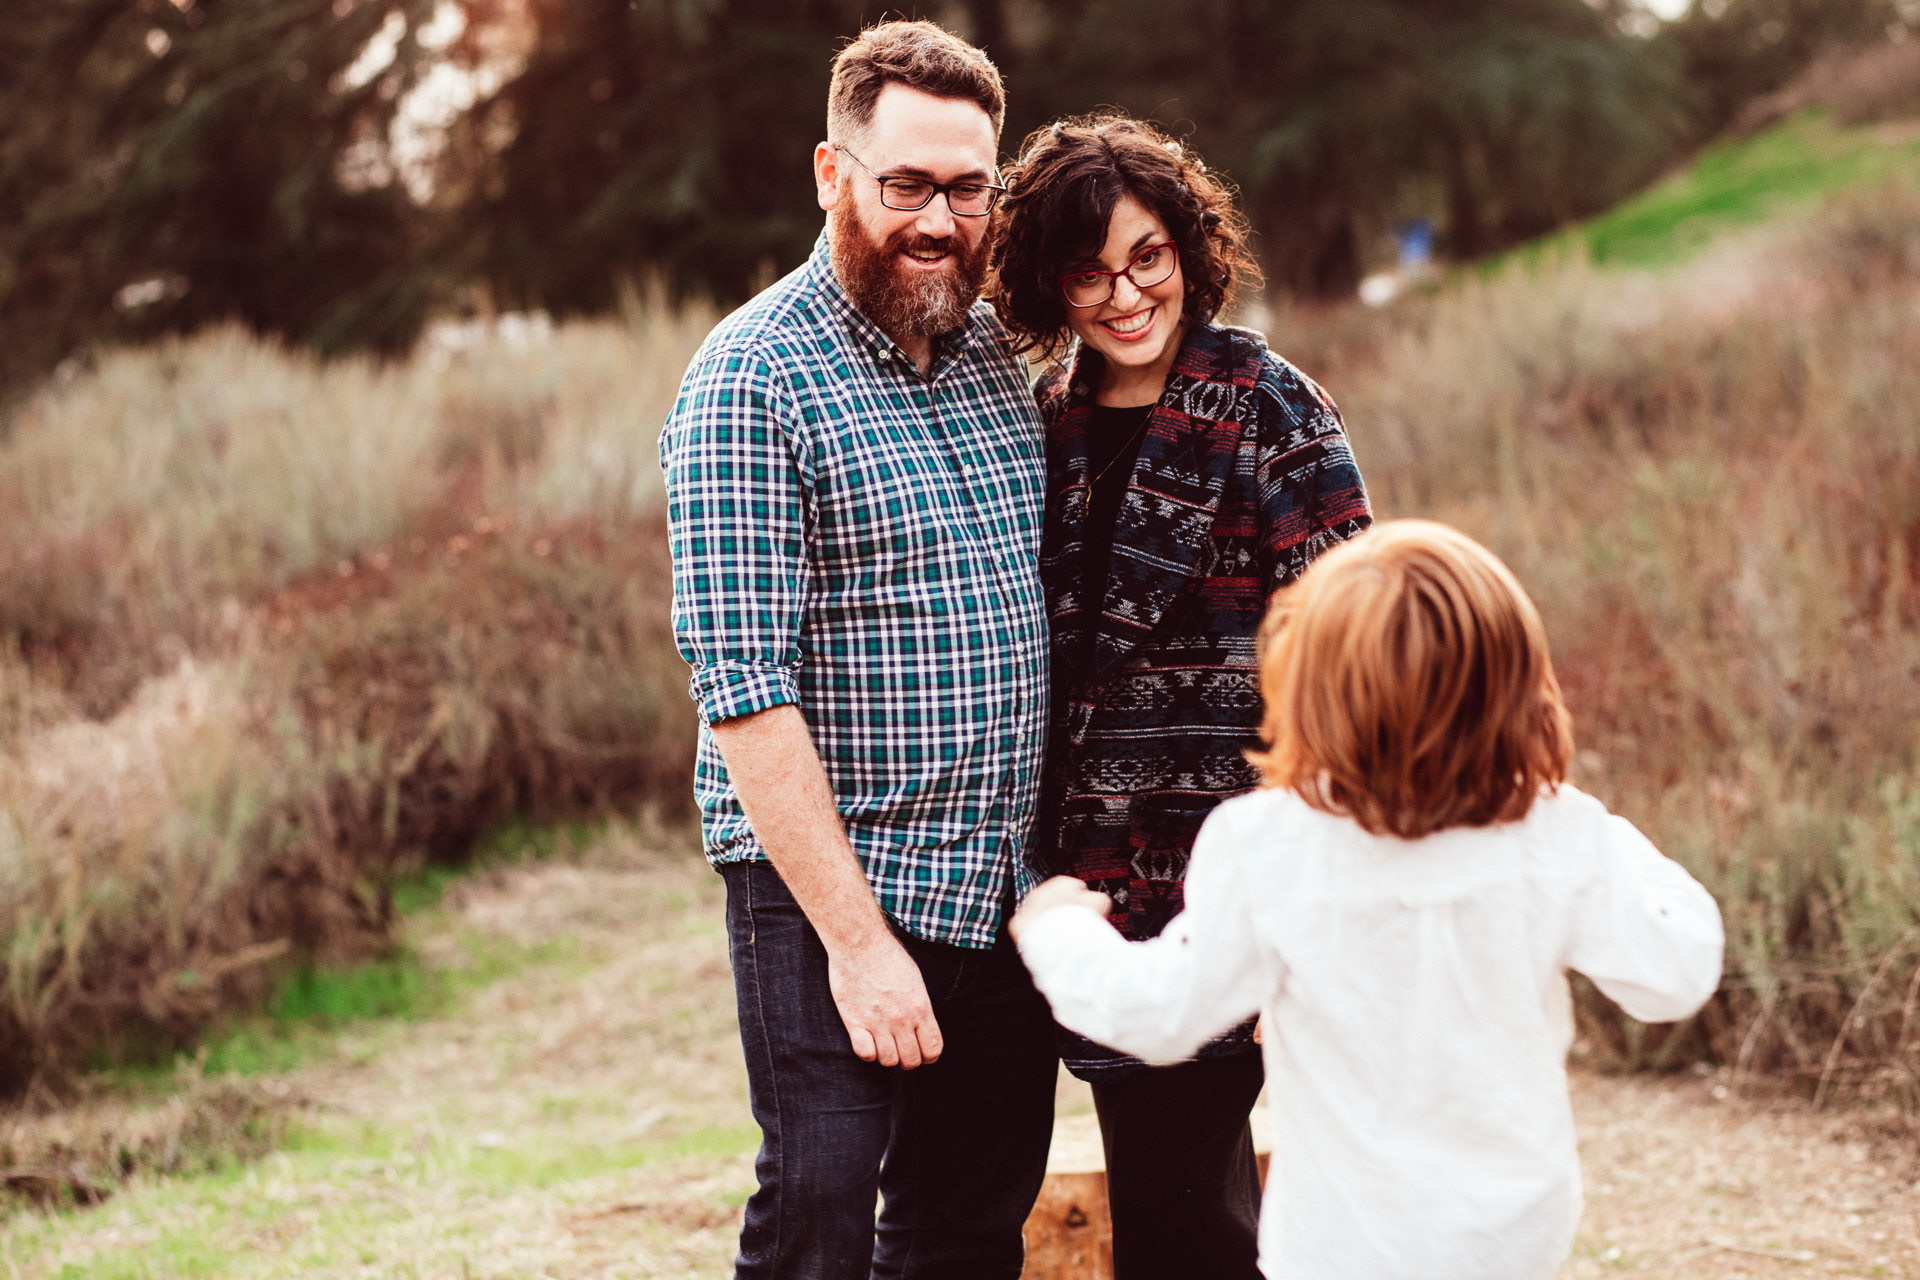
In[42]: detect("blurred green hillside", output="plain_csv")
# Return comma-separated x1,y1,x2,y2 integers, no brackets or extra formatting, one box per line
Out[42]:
1576,109,1920,268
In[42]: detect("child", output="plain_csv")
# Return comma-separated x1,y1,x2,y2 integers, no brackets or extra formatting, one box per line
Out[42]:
1011,519,1724,1280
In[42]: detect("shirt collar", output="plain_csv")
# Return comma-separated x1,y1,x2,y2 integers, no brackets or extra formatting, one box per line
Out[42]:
807,229,983,377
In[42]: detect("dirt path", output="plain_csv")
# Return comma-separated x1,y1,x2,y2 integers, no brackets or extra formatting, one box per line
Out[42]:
6,834,1917,1277
1561,1071,1917,1276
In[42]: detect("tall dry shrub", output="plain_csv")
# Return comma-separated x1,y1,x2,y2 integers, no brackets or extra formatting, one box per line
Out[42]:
0,329,446,713
1276,180,1920,1101
0,661,294,1085
0,305,711,1093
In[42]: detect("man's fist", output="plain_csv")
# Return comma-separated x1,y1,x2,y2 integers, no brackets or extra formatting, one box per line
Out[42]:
826,934,943,1069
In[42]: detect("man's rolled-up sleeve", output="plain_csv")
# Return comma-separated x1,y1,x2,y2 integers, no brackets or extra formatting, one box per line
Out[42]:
659,347,810,726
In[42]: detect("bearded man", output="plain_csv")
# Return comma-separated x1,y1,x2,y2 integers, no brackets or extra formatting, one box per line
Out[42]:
658,20,1054,1280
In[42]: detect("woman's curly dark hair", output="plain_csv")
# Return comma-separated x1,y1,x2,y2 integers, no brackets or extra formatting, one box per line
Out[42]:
989,115,1258,360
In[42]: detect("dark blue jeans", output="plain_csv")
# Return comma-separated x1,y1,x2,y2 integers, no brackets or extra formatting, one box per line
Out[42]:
722,860,1057,1280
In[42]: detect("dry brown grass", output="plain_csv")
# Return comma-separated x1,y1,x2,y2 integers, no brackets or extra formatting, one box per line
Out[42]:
2,823,754,1278
1270,178,1920,1102
3,175,1918,1108
0,1072,298,1213
0,308,714,1096
1735,39,1920,136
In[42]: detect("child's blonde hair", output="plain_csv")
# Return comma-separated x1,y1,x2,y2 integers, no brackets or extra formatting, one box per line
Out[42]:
1250,520,1574,839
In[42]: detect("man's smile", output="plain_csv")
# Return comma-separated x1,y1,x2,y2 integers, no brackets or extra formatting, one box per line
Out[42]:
901,240,955,269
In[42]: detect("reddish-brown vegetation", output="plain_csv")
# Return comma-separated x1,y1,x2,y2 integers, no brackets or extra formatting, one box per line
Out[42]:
0,318,710,1095
2,178,1917,1109
1271,178,1920,1101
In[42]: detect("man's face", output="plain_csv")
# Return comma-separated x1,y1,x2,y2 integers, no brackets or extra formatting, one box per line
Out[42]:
816,83,998,343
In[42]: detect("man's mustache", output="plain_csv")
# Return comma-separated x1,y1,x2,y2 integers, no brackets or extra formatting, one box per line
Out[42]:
891,233,959,257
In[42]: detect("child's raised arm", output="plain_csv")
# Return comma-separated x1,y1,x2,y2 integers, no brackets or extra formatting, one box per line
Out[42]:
1013,803,1272,1064
1564,803,1725,1023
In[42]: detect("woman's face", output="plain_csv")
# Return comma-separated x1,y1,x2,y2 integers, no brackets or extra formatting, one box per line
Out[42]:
1061,195,1186,400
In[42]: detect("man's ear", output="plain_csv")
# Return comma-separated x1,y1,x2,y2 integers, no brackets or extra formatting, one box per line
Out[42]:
815,142,842,213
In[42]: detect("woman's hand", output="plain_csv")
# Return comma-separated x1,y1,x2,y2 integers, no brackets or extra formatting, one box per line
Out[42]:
1010,875,1113,944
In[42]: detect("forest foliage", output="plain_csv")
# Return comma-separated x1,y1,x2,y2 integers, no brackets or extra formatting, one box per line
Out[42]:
4,0,1917,392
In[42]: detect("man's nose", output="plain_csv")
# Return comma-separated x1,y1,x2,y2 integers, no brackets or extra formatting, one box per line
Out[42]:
913,193,958,238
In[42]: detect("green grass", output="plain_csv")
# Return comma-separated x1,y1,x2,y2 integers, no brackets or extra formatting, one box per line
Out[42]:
14,1118,758,1279
1495,110,1920,274
1586,111,1920,267
103,827,596,1085
185,931,581,1079
91,952,449,1083
183,952,444,1077
264,951,440,1026
457,1123,759,1194
390,818,602,916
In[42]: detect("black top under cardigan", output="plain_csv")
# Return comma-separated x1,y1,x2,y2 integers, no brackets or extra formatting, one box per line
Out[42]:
1031,322,1374,1077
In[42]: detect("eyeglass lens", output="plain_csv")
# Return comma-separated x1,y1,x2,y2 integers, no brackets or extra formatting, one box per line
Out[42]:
880,179,996,216
1061,244,1178,307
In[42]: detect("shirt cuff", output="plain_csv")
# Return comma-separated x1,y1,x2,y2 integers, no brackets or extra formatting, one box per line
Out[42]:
688,659,802,726
1017,902,1121,977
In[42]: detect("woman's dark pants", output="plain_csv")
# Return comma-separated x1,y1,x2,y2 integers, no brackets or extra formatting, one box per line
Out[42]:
722,860,1058,1280
1090,1050,1266,1280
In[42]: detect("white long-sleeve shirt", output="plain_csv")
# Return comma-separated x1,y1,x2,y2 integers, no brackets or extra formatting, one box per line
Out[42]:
1017,783,1724,1280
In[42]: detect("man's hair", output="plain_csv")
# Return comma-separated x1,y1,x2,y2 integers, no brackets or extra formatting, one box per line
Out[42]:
827,20,1005,147
989,115,1257,359
1249,520,1575,840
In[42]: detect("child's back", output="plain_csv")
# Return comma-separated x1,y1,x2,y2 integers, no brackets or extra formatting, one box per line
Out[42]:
1021,782,1721,1278
1012,520,1725,1279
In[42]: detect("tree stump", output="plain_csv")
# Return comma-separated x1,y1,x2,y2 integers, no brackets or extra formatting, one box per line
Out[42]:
1020,1107,1271,1279
1020,1113,1113,1278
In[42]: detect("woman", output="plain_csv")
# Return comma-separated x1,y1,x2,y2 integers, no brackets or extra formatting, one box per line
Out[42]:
990,116,1374,1279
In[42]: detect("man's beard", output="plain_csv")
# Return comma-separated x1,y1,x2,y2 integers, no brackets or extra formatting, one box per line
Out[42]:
830,197,989,341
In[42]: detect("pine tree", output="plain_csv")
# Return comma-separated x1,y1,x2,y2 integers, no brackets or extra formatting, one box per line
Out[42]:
1,0,439,393
1007,0,1685,295
1657,0,1912,133
440,0,875,316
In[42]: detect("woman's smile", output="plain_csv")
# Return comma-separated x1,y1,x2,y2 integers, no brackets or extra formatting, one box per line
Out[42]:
1098,305,1158,339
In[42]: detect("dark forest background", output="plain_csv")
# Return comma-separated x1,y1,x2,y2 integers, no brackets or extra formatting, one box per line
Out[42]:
3,0,1914,392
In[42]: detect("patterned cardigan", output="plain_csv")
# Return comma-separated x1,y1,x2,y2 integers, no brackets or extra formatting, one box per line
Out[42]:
1032,323,1373,1075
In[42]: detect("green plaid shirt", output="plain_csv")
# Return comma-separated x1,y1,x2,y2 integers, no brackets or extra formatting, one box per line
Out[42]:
660,233,1049,949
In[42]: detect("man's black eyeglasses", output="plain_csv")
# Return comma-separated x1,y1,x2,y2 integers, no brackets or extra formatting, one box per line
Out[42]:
835,145,1005,217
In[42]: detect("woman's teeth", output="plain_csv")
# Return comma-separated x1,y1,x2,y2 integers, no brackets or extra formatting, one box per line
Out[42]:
1104,308,1154,335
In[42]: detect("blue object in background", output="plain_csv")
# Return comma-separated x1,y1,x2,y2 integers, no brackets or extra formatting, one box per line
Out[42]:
1396,218,1434,269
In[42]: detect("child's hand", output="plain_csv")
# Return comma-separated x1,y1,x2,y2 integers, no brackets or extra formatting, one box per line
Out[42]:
1010,876,1113,944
